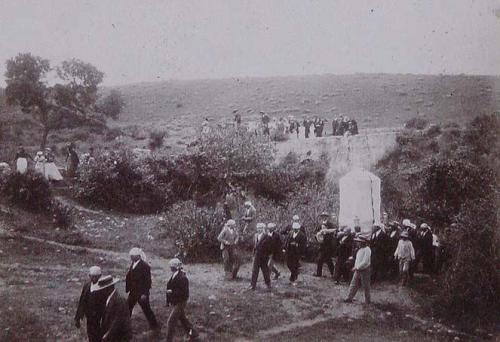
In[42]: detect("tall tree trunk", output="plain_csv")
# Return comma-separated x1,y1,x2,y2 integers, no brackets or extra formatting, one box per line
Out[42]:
41,126,50,149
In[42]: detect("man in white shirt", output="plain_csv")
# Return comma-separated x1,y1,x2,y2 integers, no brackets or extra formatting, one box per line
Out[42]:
344,236,372,304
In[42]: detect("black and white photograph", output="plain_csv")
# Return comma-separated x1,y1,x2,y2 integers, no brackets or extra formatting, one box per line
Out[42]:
0,1,499,341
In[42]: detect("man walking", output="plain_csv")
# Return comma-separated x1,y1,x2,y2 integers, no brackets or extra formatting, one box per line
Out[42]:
75,266,105,342
344,236,371,304
370,223,389,282
217,219,241,280
249,223,273,290
267,222,282,280
313,212,337,278
283,222,307,285
166,258,198,342
394,231,415,286
96,275,132,342
335,227,354,284
125,247,159,330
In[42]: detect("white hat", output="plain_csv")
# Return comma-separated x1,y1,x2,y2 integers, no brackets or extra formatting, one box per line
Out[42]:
93,275,119,291
256,222,266,229
292,222,301,230
420,223,430,230
292,215,300,221
267,223,276,229
226,219,236,226
244,201,252,206
402,219,416,229
89,266,102,276
168,258,182,269
129,247,142,256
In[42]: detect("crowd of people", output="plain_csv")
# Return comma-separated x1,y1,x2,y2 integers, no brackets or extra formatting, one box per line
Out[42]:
253,111,359,139
5,144,96,182
217,201,451,305
75,248,198,342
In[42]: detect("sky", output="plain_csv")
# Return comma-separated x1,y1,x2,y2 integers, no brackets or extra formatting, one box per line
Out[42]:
0,0,499,86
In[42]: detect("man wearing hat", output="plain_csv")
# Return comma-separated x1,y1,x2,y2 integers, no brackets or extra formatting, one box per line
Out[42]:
334,227,354,284
166,258,198,342
402,219,418,279
125,247,159,330
313,212,337,278
242,201,256,235
394,231,415,286
249,223,273,290
344,236,372,304
419,223,434,274
95,275,132,342
370,223,389,282
386,221,401,279
217,219,241,280
283,222,307,284
75,266,105,342
267,222,282,280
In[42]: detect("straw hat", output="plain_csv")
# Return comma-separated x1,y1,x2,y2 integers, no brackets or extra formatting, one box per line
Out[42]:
93,275,119,291
168,258,182,269
292,222,301,230
89,266,102,276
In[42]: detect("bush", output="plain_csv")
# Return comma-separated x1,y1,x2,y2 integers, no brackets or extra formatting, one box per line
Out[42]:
1,171,51,211
376,114,499,329
49,198,73,228
73,150,167,214
158,201,226,262
97,90,125,120
405,117,429,130
148,130,167,150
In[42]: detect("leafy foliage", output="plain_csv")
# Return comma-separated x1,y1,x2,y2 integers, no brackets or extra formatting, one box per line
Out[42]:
157,201,227,262
73,150,167,214
4,53,105,147
97,90,125,120
376,113,499,328
1,171,51,211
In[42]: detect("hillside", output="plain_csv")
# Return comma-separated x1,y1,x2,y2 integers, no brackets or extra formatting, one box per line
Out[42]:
114,74,500,131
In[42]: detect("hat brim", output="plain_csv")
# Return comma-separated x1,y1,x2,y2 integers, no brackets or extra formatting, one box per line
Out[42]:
93,278,119,292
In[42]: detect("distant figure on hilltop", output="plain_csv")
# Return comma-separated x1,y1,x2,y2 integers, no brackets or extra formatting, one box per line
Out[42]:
260,111,270,135
233,109,241,128
66,142,80,178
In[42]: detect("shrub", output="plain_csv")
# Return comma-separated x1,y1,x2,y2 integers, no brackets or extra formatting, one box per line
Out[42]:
73,149,167,213
104,127,123,141
1,171,51,211
97,89,125,120
148,130,167,150
157,201,226,262
49,198,73,228
376,114,499,329
404,117,429,130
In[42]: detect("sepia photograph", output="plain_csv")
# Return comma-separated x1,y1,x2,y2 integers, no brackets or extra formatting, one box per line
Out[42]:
0,1,499,341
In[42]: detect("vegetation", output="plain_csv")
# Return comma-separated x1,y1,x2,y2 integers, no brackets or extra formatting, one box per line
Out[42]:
4,53,105,148
376,113,500,329
97,89,125,120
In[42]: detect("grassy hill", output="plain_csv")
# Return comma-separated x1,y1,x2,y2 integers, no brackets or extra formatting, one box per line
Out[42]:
114,73,500,130
1,73,499,161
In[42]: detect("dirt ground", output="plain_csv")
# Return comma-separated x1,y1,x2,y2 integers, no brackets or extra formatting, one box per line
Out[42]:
0,215,484,341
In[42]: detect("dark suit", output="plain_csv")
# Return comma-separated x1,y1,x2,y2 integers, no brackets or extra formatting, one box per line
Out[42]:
101,291,132,342
268,231,282,276
315,222,337,277
335,233,354,282
284,230,307,282
250,233,273,288
166,271,195,342
125,259,159,328
371,229,389,282
420,230,434,274
75,282,106,342
387,230,400,278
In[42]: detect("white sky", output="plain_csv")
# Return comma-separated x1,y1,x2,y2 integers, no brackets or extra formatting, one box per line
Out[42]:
0,0,499,85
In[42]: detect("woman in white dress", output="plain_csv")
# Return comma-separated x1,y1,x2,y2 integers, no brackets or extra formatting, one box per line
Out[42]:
14,146,32,174
34,151,47,176
43,148,63,181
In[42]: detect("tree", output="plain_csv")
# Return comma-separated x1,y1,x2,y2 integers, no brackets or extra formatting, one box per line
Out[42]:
97,89,125,120
4,53,104,148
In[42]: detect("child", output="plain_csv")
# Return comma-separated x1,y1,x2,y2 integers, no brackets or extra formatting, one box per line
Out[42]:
394,231,415,286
